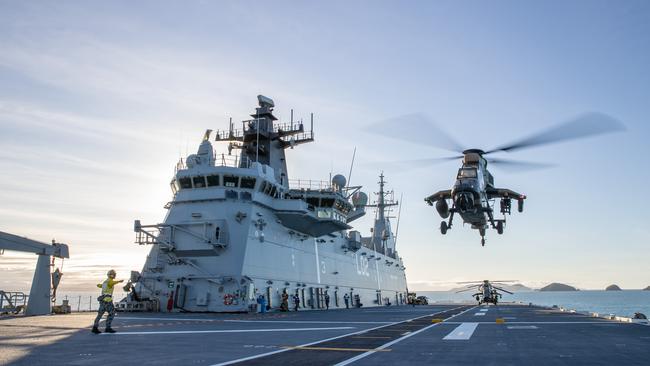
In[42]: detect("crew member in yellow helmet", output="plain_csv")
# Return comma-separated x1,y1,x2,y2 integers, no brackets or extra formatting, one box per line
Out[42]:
91,269,124,334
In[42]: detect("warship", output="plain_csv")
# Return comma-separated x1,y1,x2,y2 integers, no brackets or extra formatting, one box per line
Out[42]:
120,95,408,313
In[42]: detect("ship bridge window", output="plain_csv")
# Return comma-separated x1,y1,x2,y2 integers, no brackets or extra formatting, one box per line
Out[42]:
179,177,192,189
306,197,319,207
457,168,477,179
223,175,239,188
269,185,277,198
320,198,335,207
240,177,256,189
193,176,206,188
206,175,220,187
317,209,332,219
170,179,179,194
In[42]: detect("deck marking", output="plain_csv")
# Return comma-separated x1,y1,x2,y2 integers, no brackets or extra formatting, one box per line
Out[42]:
474,312,486,316
104,326,354,335
507,325,538,329
351,336,391,339
282,346,391,352
114,317,220,322
224,320,391,325
443,323,479,340
334,305,477,366
213,306,468,366
479,309,489,312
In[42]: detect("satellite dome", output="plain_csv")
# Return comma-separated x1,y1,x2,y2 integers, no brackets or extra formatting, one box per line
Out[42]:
352,192,368,207
332,174,347,190
186,154,199,168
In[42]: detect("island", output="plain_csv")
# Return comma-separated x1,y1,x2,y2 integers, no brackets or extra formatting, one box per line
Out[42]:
605,284,622,291
644,286,650,291
539,283,578,291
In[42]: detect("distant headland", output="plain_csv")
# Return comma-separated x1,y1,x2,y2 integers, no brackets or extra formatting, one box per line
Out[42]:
605,284,622,291
539,283,578,291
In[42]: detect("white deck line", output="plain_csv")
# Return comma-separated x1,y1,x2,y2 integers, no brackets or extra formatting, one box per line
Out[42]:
334,305,477,366
113,317,221,322
105,326,355,335
474,312,486,316
224,320,391,324
443,322,479,340
212,305,469,366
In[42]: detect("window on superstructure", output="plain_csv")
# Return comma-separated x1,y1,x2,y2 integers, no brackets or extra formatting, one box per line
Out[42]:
269,185,277,198
306,197,319,207
179,177,192,189
264,183,273,195
206,175,220,187
223,175,239,187
193,176,206,188
321,198,335,207
170,179,179,194
240,177,256,189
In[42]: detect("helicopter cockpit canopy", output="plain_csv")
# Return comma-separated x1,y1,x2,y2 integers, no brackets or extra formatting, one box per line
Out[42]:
457,168,477,179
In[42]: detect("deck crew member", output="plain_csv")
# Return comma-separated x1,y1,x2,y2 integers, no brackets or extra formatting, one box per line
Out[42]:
324,292,330,310
344,293,350,309
257,294,267,313
92,269,124,334
293,293,300,311
280,290,289,312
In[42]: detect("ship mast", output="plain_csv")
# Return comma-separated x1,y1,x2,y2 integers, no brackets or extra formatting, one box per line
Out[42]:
366,172,399,255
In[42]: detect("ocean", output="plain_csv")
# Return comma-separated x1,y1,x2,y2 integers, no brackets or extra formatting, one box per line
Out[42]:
419,290,650,318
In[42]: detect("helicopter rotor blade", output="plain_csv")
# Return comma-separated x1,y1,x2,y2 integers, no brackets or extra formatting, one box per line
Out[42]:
455,288,476,293
485,112,625,154
493,286,514,295
365,155,463,172
365,113,465,153
487,158,555,172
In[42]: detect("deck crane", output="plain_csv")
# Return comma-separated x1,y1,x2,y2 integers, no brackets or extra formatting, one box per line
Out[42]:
0,230,70,315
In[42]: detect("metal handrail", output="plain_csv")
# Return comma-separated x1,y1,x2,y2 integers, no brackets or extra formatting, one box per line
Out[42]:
174,153,252,174
289,179,332,190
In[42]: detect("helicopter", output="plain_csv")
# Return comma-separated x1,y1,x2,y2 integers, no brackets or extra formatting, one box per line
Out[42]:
368,112,624,246
456,280,515,305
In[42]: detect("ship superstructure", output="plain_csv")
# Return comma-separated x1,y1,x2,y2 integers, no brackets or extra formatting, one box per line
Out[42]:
124,96,408,312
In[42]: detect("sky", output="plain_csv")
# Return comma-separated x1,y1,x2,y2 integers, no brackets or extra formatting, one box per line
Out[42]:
1,0,649,293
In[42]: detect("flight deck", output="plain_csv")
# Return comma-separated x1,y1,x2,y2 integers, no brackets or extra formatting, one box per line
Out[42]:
1,304,649,365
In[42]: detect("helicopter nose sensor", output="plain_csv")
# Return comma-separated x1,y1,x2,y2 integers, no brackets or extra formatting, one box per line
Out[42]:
456,192,475,212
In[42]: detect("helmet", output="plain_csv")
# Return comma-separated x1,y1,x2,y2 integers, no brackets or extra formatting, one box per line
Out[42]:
107,269,117,277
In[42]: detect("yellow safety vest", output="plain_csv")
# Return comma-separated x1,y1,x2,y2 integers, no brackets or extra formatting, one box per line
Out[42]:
97,278,118,302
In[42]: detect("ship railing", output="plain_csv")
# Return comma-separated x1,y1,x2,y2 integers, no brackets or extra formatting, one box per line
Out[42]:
214,129,245,140
273,121,305,133
289,179,332,191
0,290,28,314
133,220,227,249
174,153,252,173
